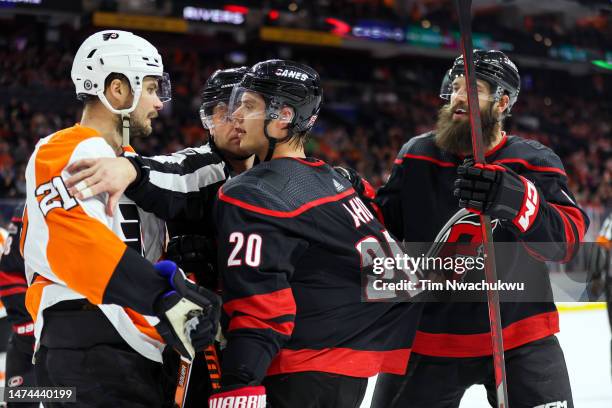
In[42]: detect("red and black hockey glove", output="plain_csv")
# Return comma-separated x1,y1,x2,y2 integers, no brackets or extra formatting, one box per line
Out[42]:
154,261,220,360
454,158,540,233
208,385,267,408
334,166,384,222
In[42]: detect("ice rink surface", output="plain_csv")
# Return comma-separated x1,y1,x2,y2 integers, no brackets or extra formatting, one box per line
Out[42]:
460,305,612,408
360,305,612,408
0,305,610,407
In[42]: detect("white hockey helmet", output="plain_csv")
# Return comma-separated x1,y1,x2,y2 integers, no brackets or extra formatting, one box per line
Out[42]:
71,30,171,115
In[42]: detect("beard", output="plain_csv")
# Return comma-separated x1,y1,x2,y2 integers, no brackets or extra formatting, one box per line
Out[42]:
129,120,152,139
434,102,500,156
114,115,153,140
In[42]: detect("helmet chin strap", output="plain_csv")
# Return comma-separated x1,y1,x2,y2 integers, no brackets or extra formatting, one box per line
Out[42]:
97,85,141,148
263,119,277,162
262,119,294,162
121,113,131,147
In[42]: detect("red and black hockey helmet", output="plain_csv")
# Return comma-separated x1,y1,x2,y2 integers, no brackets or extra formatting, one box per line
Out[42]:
233,59,322,133
440,49,520,114
200,66,248,130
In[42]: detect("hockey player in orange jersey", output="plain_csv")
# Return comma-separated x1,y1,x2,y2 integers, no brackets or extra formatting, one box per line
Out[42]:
22,30,220,407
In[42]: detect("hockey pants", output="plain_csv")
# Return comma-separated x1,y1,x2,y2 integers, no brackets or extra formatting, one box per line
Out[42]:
370,335,573,408
33,304,174,408
264,371,369,408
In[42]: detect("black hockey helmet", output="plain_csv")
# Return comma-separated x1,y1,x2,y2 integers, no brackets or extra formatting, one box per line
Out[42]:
200,66,248,130
229,59,323,161
440,50,520,114
233,59,322,133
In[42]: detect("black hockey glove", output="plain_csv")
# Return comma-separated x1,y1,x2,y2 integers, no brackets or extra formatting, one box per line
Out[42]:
454,158,541,234
334,166,382,221
154,261,220,360
166,235,218,289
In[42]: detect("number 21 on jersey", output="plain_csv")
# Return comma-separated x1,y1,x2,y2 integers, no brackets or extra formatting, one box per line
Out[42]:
36,177,78,216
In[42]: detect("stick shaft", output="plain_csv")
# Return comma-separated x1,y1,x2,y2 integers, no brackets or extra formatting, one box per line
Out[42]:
174,273,223,406
174,356,193,407
205,344,222,391
454,0,509,406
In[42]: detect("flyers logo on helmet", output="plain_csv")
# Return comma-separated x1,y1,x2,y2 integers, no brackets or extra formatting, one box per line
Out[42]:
102,32,119,41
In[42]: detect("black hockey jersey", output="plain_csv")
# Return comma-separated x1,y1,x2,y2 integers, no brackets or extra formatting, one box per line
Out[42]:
0,203,33,335
376,133,588,357
214,157,423,385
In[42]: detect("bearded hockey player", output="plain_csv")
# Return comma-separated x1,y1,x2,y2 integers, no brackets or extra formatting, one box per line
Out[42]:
208,59,424,408
22,30,219,406
371,50,589,408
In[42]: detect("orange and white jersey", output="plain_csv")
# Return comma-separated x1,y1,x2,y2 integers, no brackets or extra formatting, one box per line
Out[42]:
23,124,170,362
0,227,9,261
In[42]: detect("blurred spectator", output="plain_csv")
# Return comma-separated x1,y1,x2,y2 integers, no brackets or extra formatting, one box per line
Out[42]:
0,24,608,215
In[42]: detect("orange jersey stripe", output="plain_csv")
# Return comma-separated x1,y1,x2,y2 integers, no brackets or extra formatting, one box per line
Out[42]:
19,207,28,258
25,276,53,322
33,126,127,305
124,307,163,343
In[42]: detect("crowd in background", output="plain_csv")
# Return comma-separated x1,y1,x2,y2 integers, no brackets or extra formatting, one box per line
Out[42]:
0,23,609,233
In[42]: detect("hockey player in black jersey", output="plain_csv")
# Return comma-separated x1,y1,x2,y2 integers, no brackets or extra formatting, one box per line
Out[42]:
0,203,38,407
368,50,589,408
207,59,424,408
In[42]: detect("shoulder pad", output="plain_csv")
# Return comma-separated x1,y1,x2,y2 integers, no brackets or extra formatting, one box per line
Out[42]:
220,166,293,213
220,159,352,215
498,136,565,175
397,132,435,157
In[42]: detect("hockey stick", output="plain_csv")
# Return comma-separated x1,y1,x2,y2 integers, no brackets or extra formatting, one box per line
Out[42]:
174,355,193,407
204,344,222,391
173,271,222,407
174,344,222,407
453,1,509,407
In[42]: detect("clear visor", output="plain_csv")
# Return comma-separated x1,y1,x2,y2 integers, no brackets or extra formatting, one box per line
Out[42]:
439,71,495,103
228,87,268,122
199,100,231,130
156,72,172,103
228,86,294,125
